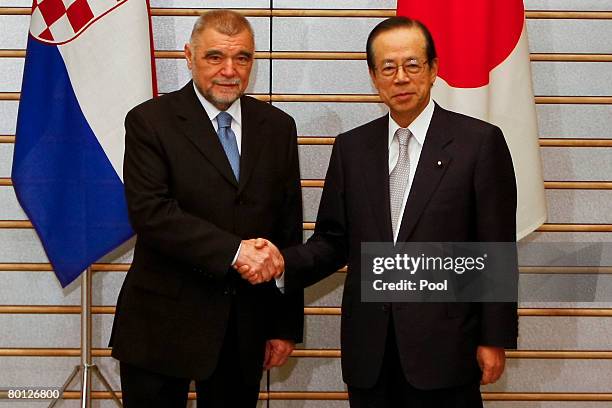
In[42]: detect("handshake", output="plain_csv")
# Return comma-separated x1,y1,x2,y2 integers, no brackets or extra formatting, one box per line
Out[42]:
233,238,285,285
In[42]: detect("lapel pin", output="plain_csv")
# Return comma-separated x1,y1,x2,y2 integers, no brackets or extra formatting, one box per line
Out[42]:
436,160,443,168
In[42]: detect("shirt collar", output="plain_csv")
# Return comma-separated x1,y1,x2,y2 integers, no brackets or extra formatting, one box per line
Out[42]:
388,97,435,148
192,82,242,127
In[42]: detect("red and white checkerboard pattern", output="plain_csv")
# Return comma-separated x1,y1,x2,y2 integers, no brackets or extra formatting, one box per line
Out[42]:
30,0,123,43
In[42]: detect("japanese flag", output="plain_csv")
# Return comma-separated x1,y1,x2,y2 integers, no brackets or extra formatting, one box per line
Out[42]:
398,0,547,239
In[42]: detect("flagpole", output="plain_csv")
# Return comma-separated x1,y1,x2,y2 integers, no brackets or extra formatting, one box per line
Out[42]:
81,266,92,407
48,268,123,408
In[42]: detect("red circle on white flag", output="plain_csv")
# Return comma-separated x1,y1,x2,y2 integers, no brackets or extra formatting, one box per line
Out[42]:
397,0,524,88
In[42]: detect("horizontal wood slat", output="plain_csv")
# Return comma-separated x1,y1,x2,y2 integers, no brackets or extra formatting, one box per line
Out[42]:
273,392,612,401
3,306,612,317
0,220,31,228
269,9,395,17
151,8,272,17
3,137,611,147
272,95,612,104
520,309,612,317
483,393,612,401
304,308,612,317
3,50,612,62
3,136,612,147
304,307,340,315
525,11,612,19
9,179,612,189
0,220,610,232
302,180,612,189
0,92,19,100
2,137,603,146
506,350,612,359
0,93,271,102
298,137,336,144
311,222,612,232
4,348,612,359
3,8,612,19
1,265,611,274
302,179,324,187
305,223,612,232
531,54,612,62
536,224,612,232
0,50,24,57
520,266,612,274
152,51,612,62
537,96,612,104
1,390,611,402
0,306,116,314
539,139,612,147
46,390,268,400
0,263,130,271
2,93,612,104
0,263,53,271
296,137,612,147
0,348,108,357
544,181,612,189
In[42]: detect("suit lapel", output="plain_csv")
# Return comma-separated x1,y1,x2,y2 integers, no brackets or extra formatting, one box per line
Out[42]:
396,104,453,242
174,82,238,188
360,115,394,242
237,96,267,194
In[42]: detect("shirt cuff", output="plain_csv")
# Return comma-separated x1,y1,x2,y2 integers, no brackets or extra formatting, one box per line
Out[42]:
231,242,242,266
275,272,285,293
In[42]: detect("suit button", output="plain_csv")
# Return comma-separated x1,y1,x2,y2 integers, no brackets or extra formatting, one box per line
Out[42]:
382,304,390,313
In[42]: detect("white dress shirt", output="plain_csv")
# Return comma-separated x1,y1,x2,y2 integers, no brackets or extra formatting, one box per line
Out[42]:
192,83,243,265
277,98,437,289
387,97,435,243
193,82,243,154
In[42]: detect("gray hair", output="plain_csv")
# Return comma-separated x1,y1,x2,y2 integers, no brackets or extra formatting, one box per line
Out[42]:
190,10,254,45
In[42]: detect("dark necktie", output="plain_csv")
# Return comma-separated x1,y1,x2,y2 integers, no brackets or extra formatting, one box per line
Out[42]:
216,111,240,181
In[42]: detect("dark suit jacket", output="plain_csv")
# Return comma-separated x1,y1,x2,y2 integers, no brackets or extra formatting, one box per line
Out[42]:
283,103,518,390
110,82,304,384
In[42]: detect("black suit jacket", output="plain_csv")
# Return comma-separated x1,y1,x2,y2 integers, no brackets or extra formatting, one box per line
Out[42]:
283,103,518,390
110,82,304,383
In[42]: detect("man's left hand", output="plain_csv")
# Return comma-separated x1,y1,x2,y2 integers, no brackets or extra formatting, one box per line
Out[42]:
264,339,294,370
477,345,506,385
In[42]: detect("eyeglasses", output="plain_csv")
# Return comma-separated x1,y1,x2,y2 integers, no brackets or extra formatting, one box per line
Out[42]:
375,59,429,77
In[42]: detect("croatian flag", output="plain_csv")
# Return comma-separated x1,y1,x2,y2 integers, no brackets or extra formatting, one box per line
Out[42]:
12,0,156,286
398,0,547,239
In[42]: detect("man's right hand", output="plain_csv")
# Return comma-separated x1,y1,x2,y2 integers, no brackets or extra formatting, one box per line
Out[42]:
234,238,284,284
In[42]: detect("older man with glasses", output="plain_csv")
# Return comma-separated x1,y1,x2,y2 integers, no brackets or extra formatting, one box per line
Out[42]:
239,16,518,408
